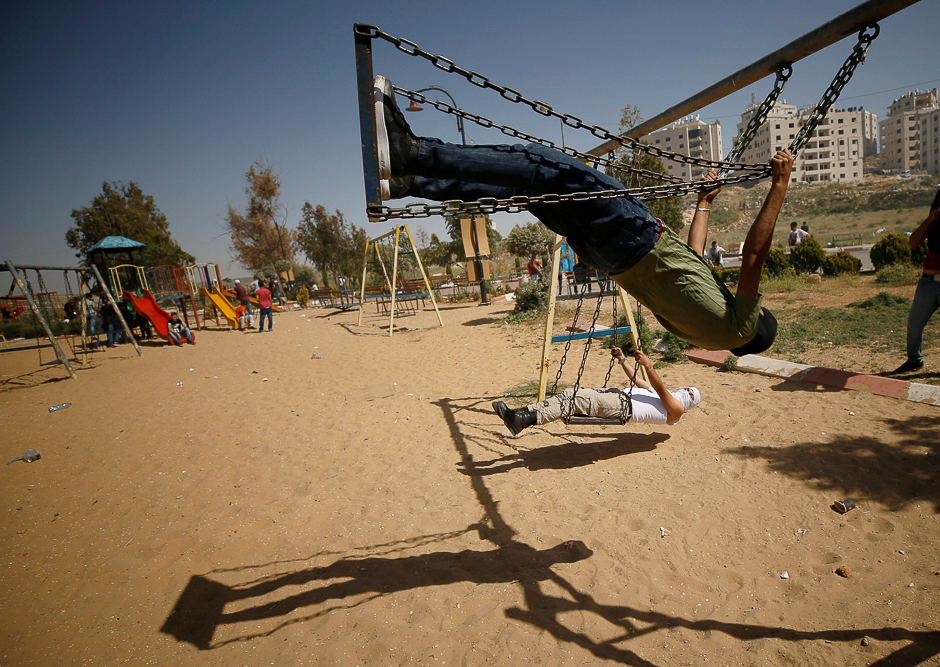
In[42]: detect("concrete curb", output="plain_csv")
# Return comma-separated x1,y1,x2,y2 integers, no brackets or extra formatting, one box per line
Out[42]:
685,347,940,407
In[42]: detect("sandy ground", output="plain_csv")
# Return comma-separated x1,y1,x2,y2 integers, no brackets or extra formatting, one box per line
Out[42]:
2,300,940,667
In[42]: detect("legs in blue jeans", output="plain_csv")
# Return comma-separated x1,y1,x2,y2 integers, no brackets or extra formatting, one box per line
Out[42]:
410,140,659,274
906,277,940,364
258,307,273,331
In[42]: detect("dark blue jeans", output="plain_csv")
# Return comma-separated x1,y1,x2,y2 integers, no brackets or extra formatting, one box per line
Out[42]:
259,307,273,331
411,140,660,274
906,275,940,364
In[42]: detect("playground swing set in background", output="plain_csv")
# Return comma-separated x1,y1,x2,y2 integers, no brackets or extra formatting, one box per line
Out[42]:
353,0,920,422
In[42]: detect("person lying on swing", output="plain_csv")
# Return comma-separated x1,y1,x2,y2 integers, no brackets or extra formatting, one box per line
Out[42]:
492,347,701,435
374,76,792,356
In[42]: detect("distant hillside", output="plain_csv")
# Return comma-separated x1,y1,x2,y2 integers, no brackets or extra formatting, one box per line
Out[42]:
684,174,939,250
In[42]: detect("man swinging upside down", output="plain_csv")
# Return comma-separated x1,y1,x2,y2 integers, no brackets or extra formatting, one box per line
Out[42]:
374,76,793,355
492,348,701,435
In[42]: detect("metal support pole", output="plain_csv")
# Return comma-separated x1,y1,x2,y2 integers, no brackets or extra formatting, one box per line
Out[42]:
537,235,564,403
586,0,922,156
5,260,77,379
91,265,141,356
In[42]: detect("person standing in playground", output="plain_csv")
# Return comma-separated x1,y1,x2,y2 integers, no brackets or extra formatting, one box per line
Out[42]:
890,189,940,374
233,280,252,318
492,347,701,435
167,312,195,345
373,75,791,355
256,280,274,332
100,296,122,347
84,292,100,348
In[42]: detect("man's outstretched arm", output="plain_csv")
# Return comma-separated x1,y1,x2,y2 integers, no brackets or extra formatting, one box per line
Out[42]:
687,171,722,256
737,150,794,300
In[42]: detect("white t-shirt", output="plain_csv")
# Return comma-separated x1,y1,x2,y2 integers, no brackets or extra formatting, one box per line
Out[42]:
626,387,685,425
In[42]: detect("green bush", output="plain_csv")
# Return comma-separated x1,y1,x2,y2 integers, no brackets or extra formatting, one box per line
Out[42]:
911,240,927,267
764,247,791,277
603,313,655,355
790,236,826,274
511,278,548,314
848,292,911,310
295,287,310,308
822,250,862,276
875,263,920,286
870,233,912,270
660,331,691,362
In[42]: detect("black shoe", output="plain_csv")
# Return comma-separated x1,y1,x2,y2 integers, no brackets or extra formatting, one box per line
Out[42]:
492,401,537,436
381,176,415,200
890,359,924,374
374,76,418,179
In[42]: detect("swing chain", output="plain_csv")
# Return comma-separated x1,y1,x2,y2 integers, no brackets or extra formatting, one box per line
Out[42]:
717,65,792,178
549,280,589,399
366,24,877,223
790,24,879,157
397,87,762,180
561,279,607,423
367,26,768,173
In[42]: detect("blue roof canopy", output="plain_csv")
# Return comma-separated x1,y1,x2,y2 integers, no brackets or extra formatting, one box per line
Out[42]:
87,236,147,252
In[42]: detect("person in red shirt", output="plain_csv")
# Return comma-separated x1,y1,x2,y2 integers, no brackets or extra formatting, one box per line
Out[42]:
233,279,252,316
255,280,274,332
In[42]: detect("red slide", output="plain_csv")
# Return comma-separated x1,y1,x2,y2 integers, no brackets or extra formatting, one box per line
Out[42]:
122,290,193,344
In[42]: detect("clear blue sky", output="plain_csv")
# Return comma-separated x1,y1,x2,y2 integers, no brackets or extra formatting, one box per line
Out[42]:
1,0,937,278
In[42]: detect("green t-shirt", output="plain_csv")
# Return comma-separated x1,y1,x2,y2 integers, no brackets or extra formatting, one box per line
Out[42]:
613,226,762,350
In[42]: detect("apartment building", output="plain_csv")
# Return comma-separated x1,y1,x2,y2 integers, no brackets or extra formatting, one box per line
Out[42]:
879,89,938,173
919,106,940,175
640,115,723,181
733,100,876,184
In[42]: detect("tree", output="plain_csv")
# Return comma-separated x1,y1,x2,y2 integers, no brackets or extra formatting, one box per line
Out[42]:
295,203,367,285
505,221,554,259
224,160,296,271
66,181,194,266
789,236,826,274
606,105,683,234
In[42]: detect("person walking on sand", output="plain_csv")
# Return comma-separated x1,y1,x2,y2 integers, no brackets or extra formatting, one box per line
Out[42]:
492,347,700,435
256,280,273,332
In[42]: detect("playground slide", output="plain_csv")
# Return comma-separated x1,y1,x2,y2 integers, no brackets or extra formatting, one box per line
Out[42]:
220,287,284,312
123,290,174,342
202,288,239,329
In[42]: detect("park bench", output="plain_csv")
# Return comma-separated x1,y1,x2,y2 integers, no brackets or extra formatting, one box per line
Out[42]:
831,233,863,248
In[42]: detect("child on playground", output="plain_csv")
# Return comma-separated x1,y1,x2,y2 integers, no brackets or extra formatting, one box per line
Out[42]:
235,304,254,331
167,312,195,345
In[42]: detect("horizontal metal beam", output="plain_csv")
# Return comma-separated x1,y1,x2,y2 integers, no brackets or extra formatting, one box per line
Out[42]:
587,0,922,157
1,262,90,272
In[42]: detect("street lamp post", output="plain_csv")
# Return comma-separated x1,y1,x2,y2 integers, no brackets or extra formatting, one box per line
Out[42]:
406,87,488,305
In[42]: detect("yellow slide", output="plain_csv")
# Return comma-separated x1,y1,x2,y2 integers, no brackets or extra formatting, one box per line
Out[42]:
200,287,239,329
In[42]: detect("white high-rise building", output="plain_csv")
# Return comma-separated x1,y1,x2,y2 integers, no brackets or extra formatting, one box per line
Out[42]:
640,115,723,181
879,89,938,174
918,106,940,175
733,100,876,183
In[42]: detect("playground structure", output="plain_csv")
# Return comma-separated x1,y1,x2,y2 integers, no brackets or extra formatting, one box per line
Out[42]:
354,0,920,410
357,224,443,336
1,260,140,380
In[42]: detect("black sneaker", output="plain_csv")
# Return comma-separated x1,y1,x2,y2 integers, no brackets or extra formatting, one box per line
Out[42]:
890,359,924,374
374,76,418,179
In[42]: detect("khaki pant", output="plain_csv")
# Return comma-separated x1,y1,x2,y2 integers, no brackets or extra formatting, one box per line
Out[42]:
530,387,629,424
